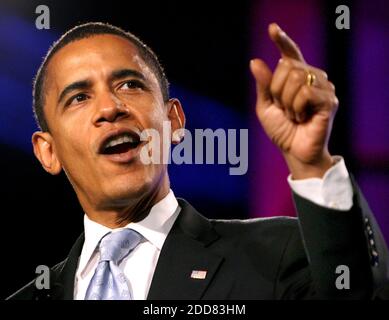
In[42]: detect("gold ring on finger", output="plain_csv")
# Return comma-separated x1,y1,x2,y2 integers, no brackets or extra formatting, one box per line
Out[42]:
306,71,316,87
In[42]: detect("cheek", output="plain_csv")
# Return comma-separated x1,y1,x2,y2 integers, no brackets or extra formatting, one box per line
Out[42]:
58,107,94,147
143,101,168,130
53,123,91,167
120,95,167,131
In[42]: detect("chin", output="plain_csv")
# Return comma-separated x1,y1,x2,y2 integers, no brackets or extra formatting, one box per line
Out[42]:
105,172,155,203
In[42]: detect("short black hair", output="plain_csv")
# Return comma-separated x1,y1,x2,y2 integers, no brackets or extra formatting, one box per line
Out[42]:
33,22,170,132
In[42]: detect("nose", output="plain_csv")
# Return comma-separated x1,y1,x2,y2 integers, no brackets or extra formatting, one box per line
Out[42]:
92,91,130,126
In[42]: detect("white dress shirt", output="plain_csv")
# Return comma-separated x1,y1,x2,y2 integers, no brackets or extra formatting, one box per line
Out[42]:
74,156,353,299
74,189,181,300
288,156,353,211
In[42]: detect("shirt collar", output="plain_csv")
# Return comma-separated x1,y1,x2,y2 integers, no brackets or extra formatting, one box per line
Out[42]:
77,189,180,277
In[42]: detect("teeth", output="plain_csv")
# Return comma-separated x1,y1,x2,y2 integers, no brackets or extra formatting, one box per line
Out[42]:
105,134,136,149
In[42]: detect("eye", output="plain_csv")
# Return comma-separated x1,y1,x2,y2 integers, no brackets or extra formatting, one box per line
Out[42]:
66,93,89,106
119,79,146,91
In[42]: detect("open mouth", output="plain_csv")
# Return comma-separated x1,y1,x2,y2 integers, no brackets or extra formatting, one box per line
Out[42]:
100,131,142,155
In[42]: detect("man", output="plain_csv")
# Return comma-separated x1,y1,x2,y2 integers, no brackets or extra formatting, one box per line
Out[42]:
7,21,389,300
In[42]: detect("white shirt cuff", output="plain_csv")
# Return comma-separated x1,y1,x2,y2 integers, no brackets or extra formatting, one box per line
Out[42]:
287,156,353,211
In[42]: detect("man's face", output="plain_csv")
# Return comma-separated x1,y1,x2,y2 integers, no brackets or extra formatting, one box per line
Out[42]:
38,34,175,210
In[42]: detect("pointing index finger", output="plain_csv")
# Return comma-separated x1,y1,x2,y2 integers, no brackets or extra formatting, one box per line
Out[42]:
269,23,305,63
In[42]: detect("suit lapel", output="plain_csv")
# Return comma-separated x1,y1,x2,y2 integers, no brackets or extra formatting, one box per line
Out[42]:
147,198,224,300
50,233,84,300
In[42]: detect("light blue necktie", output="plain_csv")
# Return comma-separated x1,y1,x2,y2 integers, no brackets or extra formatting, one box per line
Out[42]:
85,229,142,300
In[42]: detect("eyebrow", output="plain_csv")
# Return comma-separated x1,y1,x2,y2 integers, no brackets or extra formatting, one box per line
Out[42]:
57,80,92,105
57,68,147,105
109,68,146,83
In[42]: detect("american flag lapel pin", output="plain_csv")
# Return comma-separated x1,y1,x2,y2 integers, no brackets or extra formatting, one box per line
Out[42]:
191,270,207,279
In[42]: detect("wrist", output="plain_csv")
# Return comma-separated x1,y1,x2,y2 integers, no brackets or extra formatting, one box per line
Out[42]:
284,151,335,180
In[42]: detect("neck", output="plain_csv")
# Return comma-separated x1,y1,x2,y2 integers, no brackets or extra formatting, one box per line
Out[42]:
80,179,170,229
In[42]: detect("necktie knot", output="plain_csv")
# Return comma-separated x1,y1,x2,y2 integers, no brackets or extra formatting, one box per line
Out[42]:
99,228,142,264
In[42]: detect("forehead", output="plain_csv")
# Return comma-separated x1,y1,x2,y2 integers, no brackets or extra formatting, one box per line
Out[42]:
46,34,155,90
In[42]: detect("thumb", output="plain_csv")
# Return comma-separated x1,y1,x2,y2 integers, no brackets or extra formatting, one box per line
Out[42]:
250,58,273,108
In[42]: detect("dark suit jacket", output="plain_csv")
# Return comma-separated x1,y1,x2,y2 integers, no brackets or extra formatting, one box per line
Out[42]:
7,177,389,300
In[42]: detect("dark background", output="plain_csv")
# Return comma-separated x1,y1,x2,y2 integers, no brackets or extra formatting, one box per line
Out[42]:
1,0,388,298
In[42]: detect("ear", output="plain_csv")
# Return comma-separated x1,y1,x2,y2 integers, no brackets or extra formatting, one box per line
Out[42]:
32,131,62,175
167,98,186,144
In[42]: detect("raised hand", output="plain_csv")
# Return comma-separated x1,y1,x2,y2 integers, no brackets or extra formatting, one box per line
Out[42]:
250,23,339,179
